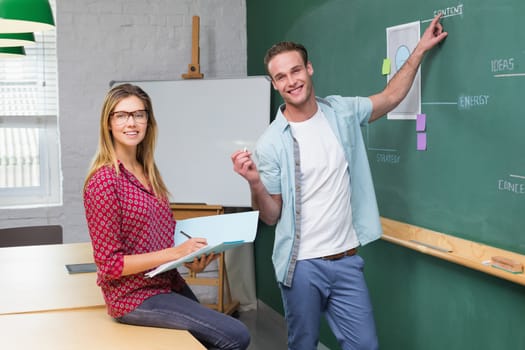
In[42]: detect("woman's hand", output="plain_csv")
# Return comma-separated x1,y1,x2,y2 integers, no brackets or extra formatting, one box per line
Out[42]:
121,237,208,276
177,237,208,257
184,253,219,273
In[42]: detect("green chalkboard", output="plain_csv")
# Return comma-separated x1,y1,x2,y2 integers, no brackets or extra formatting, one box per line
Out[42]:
366,4,525,256
247,1,525,349
249,0,525,254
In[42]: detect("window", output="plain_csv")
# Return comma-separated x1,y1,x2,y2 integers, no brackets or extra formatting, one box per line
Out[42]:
0,2,61,208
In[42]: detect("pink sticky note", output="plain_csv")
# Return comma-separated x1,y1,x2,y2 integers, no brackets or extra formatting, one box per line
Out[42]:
416,114,426,132
417,133,427,151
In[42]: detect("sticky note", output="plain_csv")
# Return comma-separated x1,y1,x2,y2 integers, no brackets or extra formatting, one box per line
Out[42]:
417,132,427,151
382,58,391,75
416,114,426,131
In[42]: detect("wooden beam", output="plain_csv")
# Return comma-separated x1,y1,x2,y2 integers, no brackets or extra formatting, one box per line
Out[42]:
380,217,525,286
182,16,204,79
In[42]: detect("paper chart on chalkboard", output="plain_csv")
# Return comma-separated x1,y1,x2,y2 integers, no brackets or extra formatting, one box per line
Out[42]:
386,21,421,120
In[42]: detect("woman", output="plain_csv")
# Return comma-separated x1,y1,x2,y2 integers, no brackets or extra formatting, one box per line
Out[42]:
83,83,250,350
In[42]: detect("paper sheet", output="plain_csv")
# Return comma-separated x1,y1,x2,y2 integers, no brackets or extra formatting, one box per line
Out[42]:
146,211,259,277
386,21,421,120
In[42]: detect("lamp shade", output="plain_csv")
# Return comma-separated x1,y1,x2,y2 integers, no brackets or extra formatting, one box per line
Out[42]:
0,46,25,58
0,32,35,47
0,0,54,33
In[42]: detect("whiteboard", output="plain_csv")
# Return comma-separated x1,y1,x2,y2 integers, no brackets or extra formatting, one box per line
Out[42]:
116,77,271,207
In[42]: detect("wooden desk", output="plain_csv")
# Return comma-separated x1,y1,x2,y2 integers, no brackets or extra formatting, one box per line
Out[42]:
0,242,104,315
0,242,205,348
0,307,206,349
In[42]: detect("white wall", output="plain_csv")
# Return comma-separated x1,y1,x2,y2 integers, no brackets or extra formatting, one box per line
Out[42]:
0,0,247,243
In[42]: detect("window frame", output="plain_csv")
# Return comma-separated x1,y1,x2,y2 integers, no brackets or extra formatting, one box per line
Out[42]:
0,115,61,208
0,0,60,209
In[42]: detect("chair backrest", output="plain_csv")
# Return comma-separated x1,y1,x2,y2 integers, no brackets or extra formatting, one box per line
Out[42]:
0,225,63,247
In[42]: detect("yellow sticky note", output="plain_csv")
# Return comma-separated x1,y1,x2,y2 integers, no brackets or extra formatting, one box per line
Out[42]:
382,58,391,75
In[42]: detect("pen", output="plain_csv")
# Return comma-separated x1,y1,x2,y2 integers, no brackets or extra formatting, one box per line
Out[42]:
180,230,192,239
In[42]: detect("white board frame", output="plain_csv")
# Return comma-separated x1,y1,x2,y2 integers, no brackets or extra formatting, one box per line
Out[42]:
113,76,271,207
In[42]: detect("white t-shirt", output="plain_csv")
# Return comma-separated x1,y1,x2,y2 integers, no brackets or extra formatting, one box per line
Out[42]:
289,107,359,260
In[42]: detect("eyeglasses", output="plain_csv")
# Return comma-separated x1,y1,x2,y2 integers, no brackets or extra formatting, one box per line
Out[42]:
110,110,148,125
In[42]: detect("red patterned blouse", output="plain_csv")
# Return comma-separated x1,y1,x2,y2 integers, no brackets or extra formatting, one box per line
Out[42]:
83,162,186,318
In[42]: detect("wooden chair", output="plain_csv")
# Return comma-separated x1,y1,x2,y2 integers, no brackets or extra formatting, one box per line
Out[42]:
0,225,63,247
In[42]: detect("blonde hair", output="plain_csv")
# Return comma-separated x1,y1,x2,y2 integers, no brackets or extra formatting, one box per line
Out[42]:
83,83,169,199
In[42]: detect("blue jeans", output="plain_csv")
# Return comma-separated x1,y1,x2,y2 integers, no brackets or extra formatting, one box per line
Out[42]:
117,284,250,350
279,254,378,350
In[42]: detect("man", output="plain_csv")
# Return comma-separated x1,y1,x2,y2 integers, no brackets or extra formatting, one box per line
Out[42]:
231,14,447,350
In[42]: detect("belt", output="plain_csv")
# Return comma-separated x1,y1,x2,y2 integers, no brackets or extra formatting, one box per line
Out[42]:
321,248,358,261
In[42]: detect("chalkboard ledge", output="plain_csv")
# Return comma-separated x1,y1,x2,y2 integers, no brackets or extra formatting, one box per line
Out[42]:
380,217,525,286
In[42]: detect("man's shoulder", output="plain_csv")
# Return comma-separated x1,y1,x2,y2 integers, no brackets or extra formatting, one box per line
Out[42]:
318,95,372,120
254,114,288,160
257,120,282,148
317,95,369,107
262,111,287,137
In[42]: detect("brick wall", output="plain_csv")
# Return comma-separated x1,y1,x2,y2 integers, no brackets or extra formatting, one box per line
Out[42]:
0,0,247,243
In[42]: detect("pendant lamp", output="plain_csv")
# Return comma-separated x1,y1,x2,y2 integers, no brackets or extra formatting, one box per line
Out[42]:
0,46,25,58
0,0,54,33
0,32,35,47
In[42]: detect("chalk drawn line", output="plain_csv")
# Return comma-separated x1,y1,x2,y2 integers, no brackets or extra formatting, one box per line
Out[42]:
494,73,525,78
421,12,463,23
365,124,398,152
421,102,457,105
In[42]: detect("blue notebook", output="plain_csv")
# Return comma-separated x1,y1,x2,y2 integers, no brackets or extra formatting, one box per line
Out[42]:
146,211,259,277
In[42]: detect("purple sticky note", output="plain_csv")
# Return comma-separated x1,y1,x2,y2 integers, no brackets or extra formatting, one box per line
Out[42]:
417,132,427,151
416,114,426,132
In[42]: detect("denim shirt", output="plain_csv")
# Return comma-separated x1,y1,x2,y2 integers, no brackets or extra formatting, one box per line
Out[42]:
254,95,383,287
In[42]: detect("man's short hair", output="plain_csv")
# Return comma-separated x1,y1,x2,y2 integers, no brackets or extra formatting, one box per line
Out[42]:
263,41,308,74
